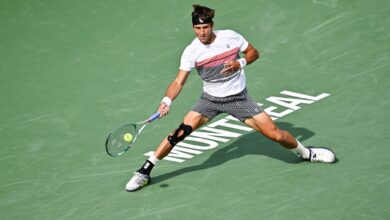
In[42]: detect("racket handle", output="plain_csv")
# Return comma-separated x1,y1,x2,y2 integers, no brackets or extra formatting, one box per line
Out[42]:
148,112,161,122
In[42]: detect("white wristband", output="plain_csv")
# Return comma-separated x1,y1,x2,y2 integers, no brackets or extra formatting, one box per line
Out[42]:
161,96,172,107
237,58,247,68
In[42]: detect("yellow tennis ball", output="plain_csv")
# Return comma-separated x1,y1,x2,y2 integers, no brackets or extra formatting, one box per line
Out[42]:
123,133,133,142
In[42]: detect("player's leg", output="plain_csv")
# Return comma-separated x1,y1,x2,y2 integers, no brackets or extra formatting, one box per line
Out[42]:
244,112,336,163
137,111,208,175
223,89,335,163
126,111,209,192
154,111,209,159
244,112,299,149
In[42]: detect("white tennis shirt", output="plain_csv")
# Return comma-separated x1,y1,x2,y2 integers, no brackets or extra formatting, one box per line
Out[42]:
179,30,249,97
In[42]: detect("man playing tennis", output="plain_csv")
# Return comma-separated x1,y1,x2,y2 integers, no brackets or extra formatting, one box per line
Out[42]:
126,5,336,192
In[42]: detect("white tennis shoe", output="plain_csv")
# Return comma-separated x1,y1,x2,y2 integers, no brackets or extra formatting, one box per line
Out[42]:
306,147,336,163
125,172,151,192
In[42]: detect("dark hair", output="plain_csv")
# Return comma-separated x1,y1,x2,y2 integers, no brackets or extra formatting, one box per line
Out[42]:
192,4,215,25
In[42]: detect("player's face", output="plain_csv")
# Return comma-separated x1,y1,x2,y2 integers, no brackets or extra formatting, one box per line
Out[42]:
193,23,214,44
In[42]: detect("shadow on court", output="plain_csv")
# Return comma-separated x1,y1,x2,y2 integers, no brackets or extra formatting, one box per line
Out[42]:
153,122,315,186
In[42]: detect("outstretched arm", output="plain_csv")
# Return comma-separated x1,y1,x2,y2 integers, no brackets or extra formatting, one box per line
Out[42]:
158,69,190,117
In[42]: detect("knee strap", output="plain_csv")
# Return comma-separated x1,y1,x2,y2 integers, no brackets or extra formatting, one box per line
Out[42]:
167,123,193,146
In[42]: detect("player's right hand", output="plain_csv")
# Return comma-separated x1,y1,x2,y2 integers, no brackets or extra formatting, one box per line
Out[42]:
220,60,241,75
158,102,170,118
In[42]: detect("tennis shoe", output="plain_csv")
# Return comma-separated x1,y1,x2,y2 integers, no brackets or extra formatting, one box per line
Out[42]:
125,172,151,192
306,147,336,163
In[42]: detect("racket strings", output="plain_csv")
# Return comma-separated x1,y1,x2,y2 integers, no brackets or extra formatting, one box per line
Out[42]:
106,124,137,156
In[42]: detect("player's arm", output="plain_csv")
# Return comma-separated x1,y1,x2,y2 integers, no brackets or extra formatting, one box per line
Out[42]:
242,43,260,65
158,69,190,117
221,43,260,74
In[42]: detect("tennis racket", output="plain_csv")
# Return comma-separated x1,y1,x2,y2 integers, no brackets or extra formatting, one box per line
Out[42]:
105,112,160,157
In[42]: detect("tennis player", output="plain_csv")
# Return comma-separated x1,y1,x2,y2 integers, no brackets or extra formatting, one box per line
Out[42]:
126,5,336,192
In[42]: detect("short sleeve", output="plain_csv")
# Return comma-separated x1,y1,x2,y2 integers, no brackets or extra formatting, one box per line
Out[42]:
179,46,195,71
229,30,249,52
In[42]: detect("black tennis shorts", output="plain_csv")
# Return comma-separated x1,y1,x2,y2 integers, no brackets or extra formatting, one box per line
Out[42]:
192,88,263,122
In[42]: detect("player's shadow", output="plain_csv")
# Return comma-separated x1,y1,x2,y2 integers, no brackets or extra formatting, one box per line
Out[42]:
153,122,315,186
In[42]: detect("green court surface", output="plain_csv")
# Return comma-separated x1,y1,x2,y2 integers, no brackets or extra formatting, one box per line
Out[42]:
1,0,389,219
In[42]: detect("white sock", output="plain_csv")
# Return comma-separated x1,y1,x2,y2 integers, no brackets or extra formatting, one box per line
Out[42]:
291,139,310,159
148,155,160,165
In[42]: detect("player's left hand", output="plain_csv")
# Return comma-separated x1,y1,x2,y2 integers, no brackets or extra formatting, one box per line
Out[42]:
220,60,241,75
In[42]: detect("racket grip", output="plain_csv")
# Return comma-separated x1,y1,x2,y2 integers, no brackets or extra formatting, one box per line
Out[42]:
148,112,161,122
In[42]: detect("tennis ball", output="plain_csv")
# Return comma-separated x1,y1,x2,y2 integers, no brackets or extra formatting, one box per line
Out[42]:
123,133,133,142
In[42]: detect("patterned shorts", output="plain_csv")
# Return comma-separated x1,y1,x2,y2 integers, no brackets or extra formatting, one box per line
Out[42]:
192,88,263,122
